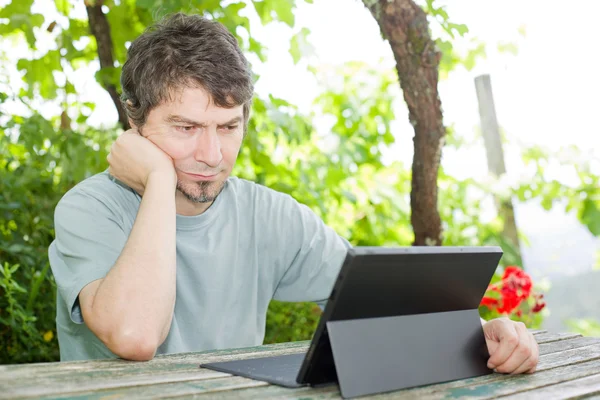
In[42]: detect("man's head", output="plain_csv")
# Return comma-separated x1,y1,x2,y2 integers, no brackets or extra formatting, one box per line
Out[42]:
120,13,253,204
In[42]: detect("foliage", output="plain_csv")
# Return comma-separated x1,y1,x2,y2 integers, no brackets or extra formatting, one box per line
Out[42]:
516,145,600,237
566,318,600,338
0,100,114,363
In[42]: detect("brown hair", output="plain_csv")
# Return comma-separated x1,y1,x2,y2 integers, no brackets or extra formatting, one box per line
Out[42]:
120,13,254,130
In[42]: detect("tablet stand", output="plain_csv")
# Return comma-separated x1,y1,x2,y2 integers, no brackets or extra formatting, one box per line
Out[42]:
326,308,491,399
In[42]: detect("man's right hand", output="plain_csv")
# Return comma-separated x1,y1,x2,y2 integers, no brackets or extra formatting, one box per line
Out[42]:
107,129,176,195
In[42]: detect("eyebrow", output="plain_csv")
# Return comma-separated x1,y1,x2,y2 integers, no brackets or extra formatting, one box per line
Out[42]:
165,114,243,128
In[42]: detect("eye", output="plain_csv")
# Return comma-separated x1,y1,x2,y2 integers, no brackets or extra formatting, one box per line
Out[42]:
176,125,196,133
221,125,239,132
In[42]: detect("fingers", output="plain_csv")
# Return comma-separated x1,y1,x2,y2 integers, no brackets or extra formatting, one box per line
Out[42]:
525,332,539,374
487,320,519,369
495,322,537,374
508,326,538,375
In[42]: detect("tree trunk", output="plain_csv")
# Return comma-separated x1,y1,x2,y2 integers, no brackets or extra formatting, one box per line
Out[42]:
363,0,445,246
85,0,130,130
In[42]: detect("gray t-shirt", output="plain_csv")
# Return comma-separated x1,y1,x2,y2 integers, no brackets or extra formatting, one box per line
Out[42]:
48,171,349,361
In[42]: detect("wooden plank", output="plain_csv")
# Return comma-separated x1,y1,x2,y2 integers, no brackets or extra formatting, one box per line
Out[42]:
0,341,308,380
534,332,581,344
33,376,270,400
499,372,600,400
424,359,600,399
0,341,310,378
186,339,600,400
183,383,340,399
539,336,600,356
2,370,227,399
1,344,309,399
3,336,595,399
530,329,548,335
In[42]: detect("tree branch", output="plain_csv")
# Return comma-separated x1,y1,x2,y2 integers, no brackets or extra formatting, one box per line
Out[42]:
85,0,129,130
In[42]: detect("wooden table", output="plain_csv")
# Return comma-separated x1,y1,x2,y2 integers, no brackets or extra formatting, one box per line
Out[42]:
2,330,600,399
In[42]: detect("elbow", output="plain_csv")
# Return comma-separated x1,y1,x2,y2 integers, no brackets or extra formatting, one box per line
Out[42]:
106,330,159,361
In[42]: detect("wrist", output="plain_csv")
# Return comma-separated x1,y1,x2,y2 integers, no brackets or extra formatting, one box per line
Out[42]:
147,168,176,188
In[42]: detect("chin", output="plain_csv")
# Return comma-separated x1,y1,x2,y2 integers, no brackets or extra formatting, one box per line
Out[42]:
177,179,226,203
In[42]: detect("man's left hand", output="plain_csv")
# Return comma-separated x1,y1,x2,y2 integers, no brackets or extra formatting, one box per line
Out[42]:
483,317,539,374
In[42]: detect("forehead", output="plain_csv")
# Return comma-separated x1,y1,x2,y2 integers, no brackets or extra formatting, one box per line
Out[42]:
152,87,243,121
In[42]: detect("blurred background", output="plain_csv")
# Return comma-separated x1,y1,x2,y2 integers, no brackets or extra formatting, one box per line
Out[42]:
1,0,599,364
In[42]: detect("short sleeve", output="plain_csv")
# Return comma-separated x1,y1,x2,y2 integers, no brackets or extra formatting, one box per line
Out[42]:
48,189,128,324
272,197,351,304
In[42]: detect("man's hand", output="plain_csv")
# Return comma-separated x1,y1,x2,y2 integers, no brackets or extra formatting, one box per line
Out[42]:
483,317,539,374
107,128,176,195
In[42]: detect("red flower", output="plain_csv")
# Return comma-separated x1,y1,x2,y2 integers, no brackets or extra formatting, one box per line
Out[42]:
502,266,532,300
481,296,499,309
480,265,543,316
497,289,521,314
532,293,546,313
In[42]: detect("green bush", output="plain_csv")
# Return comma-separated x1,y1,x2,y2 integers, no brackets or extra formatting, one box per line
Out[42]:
0,112,114,363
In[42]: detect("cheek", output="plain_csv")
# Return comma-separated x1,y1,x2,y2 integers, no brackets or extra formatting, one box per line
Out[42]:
156,139,194,160
220,136,243,165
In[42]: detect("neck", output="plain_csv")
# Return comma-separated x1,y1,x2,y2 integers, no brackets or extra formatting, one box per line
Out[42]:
175,191,214,216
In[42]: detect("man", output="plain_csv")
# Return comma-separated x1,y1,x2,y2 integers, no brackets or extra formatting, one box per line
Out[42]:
49,12,538,375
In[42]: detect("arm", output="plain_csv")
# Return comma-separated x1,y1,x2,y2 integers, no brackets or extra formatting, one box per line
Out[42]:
79,171,176,361
78,129,177,360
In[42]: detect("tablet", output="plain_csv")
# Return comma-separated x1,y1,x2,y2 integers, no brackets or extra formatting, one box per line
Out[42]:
201,246,502,388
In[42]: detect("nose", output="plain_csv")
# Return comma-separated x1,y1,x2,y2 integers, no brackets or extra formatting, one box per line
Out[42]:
193,129,223,168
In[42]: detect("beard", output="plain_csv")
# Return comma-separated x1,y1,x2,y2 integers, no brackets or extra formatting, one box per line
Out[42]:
176,179,226,203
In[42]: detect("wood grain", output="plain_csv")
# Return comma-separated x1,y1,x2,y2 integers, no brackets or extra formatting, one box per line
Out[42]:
4,334,600,399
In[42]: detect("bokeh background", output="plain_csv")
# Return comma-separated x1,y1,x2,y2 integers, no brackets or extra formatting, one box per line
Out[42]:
1,0,599,364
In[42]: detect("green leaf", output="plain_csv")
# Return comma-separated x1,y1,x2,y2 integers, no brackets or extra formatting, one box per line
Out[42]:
65,81,76,94
448,23,468,36
0,0,34,17
135,0,156,9
66,19,90,42
580,199,600,236
94,66,121,89
252,1,274,25
462,41,486,71
289,27,312,64
54,0,71,16
249,37,267,62
17,50,62,99
0,8,45,48
272,0,295,27
252,0,295,27
497,41,519,56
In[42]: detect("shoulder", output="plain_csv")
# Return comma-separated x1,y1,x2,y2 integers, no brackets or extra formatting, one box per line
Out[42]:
55,171,139,221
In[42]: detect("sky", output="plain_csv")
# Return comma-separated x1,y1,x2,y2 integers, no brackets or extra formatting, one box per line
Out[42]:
2,0,600,278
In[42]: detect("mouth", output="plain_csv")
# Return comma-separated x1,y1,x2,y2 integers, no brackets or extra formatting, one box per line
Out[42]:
181,171,220,181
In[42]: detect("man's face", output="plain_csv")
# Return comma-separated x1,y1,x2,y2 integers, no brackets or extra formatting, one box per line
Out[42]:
140,87,244,204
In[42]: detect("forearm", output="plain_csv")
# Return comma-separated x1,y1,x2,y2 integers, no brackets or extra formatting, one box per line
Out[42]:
90,172,176,357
